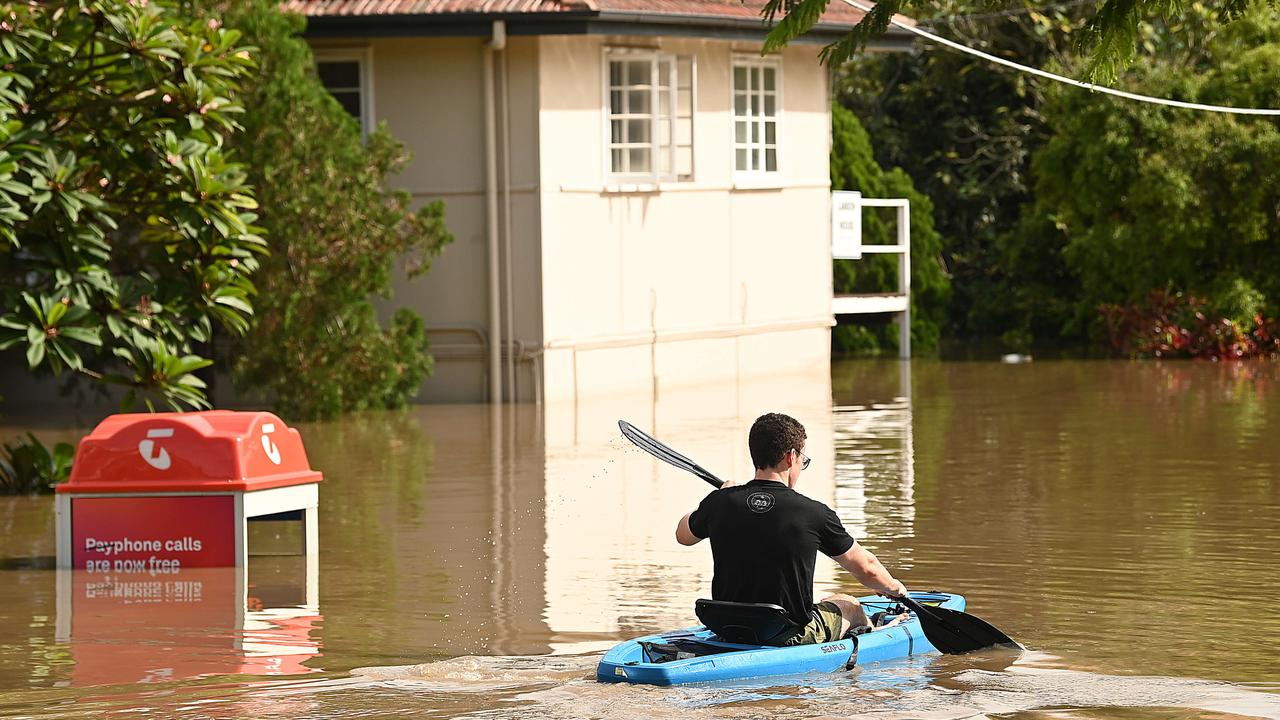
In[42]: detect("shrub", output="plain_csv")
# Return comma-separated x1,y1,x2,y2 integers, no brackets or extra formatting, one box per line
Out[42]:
0,0,262,411
210,0,454,419
0,434,74,495
1100,288,1280,359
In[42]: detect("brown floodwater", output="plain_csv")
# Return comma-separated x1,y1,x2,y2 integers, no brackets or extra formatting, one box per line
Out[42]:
1,359,1279,719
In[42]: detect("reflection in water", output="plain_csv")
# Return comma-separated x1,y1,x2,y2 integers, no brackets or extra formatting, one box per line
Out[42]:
1,360,1279,718
54,563,320,686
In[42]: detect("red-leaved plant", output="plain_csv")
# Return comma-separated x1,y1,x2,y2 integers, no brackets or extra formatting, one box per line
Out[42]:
1100,289,1280,360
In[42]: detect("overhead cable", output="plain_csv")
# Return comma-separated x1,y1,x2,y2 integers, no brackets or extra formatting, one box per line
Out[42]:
838,0,1280,115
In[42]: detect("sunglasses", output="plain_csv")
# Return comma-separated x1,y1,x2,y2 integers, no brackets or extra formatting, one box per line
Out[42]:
794,449,811,471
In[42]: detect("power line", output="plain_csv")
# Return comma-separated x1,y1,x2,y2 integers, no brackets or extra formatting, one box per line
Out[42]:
840,0,1280,115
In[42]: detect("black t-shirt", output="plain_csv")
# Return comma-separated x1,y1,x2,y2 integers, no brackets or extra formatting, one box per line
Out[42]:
687,479,856,625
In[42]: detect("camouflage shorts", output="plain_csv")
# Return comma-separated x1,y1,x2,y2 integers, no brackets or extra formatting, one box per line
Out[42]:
769,601,845,646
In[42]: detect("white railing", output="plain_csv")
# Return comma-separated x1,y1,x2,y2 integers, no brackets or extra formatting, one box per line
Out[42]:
831,191,912,358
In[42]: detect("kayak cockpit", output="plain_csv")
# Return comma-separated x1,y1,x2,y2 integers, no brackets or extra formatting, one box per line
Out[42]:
638,636,747,663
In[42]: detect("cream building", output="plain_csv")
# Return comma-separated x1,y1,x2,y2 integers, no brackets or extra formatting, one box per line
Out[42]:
288,0,910,405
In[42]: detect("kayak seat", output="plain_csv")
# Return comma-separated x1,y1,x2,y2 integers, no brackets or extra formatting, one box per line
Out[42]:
694,599,802,644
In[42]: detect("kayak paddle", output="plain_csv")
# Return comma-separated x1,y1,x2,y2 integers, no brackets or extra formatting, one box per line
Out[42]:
618,420,725,489
617,418,1022,655
892,593,1020,653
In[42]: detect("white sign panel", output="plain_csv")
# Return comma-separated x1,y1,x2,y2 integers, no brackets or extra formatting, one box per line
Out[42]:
831,190,862,259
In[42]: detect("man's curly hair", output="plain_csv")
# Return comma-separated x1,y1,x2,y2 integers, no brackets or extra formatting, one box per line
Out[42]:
748,413,806,470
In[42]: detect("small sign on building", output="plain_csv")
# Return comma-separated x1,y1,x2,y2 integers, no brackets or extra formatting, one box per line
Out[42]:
831,190,863,260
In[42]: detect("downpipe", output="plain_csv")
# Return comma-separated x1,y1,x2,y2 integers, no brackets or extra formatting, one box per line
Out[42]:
483,21,507,404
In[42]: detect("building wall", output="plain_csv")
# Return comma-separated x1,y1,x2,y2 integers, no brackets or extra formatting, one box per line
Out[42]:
310,35,546,403
306,32,834,406
536,35,833,406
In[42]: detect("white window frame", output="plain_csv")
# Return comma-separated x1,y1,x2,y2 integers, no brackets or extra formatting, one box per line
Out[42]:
730,55,782,178
601,47,696,185
313,47,375,138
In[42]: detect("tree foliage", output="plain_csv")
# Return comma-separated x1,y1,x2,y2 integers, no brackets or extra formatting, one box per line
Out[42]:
762,0,1268,81
830,104,950,353
0,0,262,411
211,0,453,419
1008,11,1280,343
836,2,1089,343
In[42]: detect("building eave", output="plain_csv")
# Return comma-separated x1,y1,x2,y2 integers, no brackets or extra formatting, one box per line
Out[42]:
299,10,915,50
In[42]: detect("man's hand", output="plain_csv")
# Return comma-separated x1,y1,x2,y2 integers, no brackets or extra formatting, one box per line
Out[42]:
882,580,908,599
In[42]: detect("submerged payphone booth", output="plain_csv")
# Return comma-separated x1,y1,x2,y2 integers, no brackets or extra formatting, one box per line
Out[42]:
53,411,323,683
55,410,321,571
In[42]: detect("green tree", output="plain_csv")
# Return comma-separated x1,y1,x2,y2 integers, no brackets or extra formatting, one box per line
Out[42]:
836,1,1092,343
1008,11,1280,343
213,0,453,419
0,0,262,411
830,104,950,353
760,0,1262,81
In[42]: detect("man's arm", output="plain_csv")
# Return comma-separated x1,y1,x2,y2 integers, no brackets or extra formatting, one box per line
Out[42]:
675,512,703,546
831,542,906,597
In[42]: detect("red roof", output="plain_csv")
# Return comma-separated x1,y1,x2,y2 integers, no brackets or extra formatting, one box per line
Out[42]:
284,0,912,29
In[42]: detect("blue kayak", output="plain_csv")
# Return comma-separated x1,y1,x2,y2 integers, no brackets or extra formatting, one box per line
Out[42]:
597,591,963,686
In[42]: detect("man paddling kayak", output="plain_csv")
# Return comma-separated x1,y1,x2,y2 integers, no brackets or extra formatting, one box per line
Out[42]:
675,412,908,646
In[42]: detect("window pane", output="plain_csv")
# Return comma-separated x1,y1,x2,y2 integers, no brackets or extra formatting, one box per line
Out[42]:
751,149,759,169
659,118,671,146
751,122,759,142
764,94,776,116
751,94,759,115
627,61,651,86
659,145,671,174
735,121,747,143
658,59,673,88
627,118,650,142
659,87,670,116
735,148,748,171
332,91,362,120
765,148,777,171
610,61,623,86
677,87,692,116
611,90,623,113
317,60,360,88
764,122,775,144
750,67,759,91
629,147,650,172
628,89,650,114
734,93,747,116
612,148,624,172
763,67,776,91
733,66,747,91
611,119,623,143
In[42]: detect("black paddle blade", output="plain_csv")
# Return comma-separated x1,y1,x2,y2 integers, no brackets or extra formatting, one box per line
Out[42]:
897,595,1019,654
618,420,724,488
